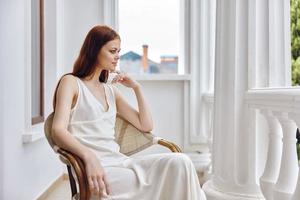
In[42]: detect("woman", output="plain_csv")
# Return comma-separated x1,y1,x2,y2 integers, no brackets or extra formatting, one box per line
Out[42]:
52,25,206,200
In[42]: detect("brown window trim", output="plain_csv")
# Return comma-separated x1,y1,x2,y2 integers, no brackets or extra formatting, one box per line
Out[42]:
32,116,44,125
32,0,44,125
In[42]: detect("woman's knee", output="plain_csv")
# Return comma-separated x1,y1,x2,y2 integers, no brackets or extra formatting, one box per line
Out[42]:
167,153,193,168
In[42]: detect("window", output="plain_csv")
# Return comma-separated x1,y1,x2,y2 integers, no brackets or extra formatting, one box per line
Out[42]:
31,0,44,124
118,0,180,74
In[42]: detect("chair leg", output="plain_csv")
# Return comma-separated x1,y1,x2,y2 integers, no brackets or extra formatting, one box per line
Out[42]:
67,165,78,198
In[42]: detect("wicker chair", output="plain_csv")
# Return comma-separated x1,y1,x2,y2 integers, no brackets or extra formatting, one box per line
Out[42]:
44,112,182,200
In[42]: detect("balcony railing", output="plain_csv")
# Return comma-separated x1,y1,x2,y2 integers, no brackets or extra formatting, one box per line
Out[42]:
246,88,300,200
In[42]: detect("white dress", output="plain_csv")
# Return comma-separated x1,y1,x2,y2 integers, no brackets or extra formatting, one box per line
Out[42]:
68,77,207,200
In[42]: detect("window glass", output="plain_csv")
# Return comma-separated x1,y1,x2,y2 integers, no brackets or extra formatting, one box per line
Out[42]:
119,0,180,74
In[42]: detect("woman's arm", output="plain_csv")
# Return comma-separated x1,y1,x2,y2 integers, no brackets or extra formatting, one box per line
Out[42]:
52,75,92,161
111,72,153,132
52,75,110,197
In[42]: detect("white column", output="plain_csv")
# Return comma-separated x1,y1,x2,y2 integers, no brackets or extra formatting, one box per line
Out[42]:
268,0,291,87
189,0,202,146
248,0,291,87
183,0,216,151
260,111,283,200
273,113,298,200
202,0,264,198
207,0,216,93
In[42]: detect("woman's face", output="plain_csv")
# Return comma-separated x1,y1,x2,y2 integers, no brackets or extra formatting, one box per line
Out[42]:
97,39,121,72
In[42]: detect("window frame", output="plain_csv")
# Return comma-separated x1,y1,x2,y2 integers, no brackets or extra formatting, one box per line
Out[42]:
31,0,45,125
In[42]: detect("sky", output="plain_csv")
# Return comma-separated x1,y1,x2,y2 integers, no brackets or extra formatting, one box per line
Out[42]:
118,0,180,63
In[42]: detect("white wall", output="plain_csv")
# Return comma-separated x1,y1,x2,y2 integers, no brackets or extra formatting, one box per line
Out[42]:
0,2,4,195
0,4,5,195
60,0,103,74
0,0,63,199
117,80,186,153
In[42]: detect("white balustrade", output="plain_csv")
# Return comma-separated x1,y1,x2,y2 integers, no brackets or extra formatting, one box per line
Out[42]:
291,115,300,200
259,110,283,200
246,88,300,200
273,113,298,200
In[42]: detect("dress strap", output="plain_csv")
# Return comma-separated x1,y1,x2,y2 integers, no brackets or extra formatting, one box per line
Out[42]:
104,84,116,110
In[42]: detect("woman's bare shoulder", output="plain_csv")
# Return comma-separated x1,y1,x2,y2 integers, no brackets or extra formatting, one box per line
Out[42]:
61,74,77,83
60,74,77,88
57,74,78,97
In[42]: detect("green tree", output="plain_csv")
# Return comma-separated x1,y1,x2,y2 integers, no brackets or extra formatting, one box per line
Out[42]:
291,0,300,85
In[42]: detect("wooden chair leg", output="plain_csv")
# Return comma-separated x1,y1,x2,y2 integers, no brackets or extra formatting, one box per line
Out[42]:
67,165,78,198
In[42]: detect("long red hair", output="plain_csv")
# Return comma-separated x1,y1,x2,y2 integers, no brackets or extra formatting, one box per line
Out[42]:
53,25,120,110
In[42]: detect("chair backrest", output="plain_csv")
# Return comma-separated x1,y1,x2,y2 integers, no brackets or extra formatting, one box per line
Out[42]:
115,115,153,156
44,112,154,156
44,112,58,151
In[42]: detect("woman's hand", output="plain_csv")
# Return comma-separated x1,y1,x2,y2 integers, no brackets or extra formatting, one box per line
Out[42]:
83,152,111,197
110,70,141,89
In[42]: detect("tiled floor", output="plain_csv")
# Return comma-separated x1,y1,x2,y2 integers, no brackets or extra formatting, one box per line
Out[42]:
40,179,71,200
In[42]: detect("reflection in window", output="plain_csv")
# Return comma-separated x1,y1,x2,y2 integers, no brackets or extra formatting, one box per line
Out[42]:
119,0,180,74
